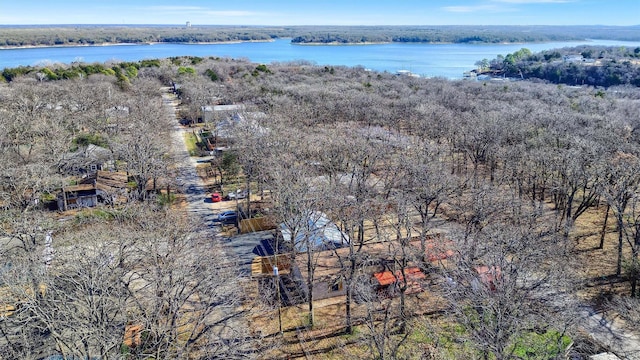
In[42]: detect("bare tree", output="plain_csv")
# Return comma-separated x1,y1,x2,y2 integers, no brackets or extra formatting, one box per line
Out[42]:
601,152,640,276
617,194,640,296
326,130,388,334
263,144,325,327
121,207,255,359
112,80,172,200
393,141,458,268
445,218,575,360
0,82,69,210
0,206,256,359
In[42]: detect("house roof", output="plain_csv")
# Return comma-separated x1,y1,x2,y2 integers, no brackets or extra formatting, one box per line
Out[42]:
84,144,112,158
60,144,112,173
79,171,130,193
202,104,245,112
60,171,129,198
211,111,268,138
62,184,96,192
295,240,398,281
280,211,349,252
409,236,456,261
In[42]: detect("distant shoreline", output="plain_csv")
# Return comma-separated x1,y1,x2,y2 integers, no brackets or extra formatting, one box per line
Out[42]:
292,41,527,46
0,39,274,50
293,41,391,46
1,38,598,50
291,39,594,46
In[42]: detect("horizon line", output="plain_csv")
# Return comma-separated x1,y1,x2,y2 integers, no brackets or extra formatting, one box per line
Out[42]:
1,24,639,27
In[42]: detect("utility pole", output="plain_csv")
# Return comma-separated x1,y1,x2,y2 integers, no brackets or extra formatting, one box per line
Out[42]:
43,231,54,269
274,265,283,336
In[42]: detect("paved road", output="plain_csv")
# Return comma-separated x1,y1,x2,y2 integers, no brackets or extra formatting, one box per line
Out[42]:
163,91,277,276
579,306,640,359
162,90,262,347
162,91,221,228
162,90,269,271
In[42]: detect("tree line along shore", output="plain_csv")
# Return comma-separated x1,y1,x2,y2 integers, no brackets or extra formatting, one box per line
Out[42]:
1,24,640,47
3,44,640,88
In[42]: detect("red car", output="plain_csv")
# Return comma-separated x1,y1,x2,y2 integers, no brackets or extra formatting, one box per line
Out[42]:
211,193,222,202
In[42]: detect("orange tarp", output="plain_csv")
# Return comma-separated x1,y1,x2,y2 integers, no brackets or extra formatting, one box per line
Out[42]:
123,324,143,348
373,267,426,286
425,243,455,261
409,235,456,262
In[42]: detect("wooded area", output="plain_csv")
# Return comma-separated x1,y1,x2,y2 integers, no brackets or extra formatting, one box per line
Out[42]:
1,51,640,358
482,45,640,87
1,25,639,47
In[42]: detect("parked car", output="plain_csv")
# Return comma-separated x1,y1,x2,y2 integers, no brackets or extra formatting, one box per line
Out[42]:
226,189,248,200
216,210,238,224
210,193,222,202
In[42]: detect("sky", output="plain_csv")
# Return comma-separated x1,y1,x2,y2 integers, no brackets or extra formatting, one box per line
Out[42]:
1,0,638,26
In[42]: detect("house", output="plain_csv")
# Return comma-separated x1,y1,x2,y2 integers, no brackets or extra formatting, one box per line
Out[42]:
254,226,453,303
81,171,129,192
292,236,449,302
409,235,456,262
60,144,113,175
201,104,245,123
56,171,128,211
293,246,351,301
57,184,102,210
563,54,584,63
199,107,267,150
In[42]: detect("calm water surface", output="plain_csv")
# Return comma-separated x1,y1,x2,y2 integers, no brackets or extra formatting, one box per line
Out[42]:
2,38,640,79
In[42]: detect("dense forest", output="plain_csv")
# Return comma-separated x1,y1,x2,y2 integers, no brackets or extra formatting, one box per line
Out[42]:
290,25,640,44
482,45,640,87
0,25,286,47
1,25,640,47
1,54,640,359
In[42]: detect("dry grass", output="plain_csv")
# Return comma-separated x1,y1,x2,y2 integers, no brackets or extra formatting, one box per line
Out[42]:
572,205,632,301
245,200,638,358
247,273,450,359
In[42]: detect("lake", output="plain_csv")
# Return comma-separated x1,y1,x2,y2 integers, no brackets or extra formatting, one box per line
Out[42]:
2,38,640,79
